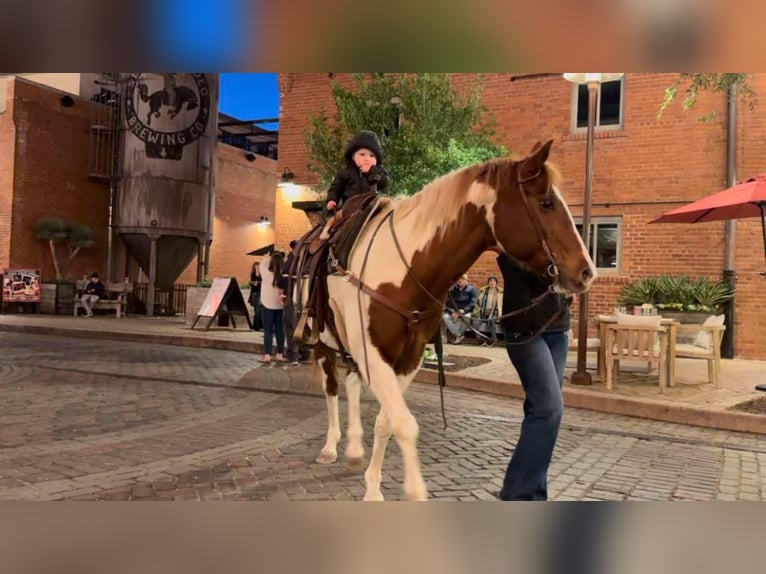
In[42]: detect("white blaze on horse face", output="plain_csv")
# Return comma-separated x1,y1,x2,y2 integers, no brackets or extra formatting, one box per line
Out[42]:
552,184,597,284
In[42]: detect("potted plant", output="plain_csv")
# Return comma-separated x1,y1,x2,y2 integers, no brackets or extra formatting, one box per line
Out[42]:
618,274,734,323
36,217,95,314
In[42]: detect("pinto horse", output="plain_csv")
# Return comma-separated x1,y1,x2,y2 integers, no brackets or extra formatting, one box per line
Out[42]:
304,140,596,501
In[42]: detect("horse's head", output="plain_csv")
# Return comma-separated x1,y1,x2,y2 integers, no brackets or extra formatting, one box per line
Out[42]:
479,140,596,295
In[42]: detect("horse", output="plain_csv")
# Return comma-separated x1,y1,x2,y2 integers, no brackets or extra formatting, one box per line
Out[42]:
136,81,199,126
299,139,596,501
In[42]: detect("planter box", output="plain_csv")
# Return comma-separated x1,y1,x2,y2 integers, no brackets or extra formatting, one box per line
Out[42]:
658,310,718,345
657,311,715,324
40,282,76,315
184,286,253,327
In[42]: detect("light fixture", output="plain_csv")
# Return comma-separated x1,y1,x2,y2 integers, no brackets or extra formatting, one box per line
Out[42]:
279,168,295,185
562,73,625,85
563,72,625,386
259,215,270,224
245,152,256,162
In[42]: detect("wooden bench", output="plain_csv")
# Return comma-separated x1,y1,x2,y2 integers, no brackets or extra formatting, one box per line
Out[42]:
74,279,132,318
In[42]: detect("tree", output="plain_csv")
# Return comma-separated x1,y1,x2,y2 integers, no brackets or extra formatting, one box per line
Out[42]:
658,73,758,119
305,73,507,196
35,217,95,281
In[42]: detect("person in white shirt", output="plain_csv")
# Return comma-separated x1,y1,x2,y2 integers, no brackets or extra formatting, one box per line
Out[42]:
258,251,286,363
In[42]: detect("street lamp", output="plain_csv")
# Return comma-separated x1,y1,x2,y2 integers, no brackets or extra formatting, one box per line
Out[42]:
563,73,624,385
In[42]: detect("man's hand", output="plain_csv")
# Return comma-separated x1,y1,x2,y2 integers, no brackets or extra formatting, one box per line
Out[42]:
327,200,337,210
451,313,459,320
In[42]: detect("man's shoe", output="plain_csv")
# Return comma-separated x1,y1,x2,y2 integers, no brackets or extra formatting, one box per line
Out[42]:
453,335,464,345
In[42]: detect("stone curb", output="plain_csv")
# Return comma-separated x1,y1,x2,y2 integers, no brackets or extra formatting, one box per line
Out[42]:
414,368,766,436
0,323,264,354
3,322,764,435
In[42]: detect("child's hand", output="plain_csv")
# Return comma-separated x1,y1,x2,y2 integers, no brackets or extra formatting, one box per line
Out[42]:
327,200,337,210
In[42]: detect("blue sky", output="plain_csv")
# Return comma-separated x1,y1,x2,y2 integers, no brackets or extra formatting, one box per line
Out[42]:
219,73,279,130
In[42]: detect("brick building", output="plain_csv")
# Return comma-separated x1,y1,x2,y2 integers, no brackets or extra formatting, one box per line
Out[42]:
273,73,766,359
0,76,278,298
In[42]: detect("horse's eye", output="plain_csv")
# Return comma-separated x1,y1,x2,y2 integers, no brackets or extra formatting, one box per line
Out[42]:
540,199,555,211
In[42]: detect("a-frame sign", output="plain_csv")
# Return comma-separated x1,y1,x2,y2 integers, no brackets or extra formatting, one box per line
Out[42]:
190,277,253,331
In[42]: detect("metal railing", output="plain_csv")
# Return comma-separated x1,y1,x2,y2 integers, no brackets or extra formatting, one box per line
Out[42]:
131,283,191,316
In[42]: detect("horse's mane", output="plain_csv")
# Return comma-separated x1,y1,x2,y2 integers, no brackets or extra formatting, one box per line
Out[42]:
391,156,562,233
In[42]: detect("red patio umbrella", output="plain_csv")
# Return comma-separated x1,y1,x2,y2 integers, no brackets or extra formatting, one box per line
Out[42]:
649,175,766,266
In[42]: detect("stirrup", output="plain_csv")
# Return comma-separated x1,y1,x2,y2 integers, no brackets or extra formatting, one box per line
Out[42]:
306,319,321,346
294,310,310,344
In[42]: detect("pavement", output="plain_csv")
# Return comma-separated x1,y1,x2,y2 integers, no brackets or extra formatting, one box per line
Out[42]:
2,331,766,501
1,313,765,434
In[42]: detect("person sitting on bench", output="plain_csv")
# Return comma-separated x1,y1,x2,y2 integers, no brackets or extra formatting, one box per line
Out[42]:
80,272,105,317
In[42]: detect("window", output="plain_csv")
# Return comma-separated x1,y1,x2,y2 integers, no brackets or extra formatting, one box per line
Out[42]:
572,77,624,130
575,218,621,272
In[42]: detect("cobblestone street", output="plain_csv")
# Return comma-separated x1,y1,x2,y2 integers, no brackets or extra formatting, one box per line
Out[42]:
2,332,766,501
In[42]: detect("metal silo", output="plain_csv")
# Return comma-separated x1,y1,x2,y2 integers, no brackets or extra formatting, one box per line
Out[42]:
115,73,218,315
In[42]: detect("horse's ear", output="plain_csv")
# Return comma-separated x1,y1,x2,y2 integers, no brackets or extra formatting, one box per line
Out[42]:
522,139,553,174
529,141,543,154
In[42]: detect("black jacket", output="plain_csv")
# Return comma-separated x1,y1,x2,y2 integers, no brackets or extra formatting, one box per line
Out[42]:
84,280,105,298
496,253,571,335
326,130,389,205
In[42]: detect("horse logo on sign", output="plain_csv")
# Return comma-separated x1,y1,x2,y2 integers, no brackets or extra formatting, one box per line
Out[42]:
125,73,211,160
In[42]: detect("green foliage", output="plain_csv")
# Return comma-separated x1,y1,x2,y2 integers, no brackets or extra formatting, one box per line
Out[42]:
618,274,735,313
658,73,757,120
35,217,69,242
306,73,507,196
35,217,96,281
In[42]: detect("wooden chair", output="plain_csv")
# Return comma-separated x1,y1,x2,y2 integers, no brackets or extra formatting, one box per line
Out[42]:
674,315,725,388
604,318,669,393
568,319,603,379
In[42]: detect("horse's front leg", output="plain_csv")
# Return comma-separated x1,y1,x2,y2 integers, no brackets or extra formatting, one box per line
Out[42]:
360,354,427,501
313,344,341,464
363,408,391,501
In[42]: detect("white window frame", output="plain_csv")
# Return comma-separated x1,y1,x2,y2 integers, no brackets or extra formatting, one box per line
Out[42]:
570,76,625,132
575,217,622,274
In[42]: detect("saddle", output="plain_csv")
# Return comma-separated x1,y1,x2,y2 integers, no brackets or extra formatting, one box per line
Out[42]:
288,191,392,350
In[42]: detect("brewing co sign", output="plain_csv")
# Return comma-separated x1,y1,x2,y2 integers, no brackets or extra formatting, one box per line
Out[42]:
125,73,211,160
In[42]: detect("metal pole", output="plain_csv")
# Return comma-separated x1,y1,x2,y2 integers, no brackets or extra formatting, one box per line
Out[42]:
147,236,157,317
760,203,766,268
722,83,738,359
571,81,599,386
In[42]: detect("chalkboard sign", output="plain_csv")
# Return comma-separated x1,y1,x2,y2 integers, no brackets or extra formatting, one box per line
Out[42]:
191,277,252,331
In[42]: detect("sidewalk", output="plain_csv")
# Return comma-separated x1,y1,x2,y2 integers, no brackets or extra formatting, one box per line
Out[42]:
1,313,765,434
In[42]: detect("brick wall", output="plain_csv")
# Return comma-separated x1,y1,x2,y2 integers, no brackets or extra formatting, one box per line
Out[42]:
9,78,109,281
276,73,766,359
0,79,16,272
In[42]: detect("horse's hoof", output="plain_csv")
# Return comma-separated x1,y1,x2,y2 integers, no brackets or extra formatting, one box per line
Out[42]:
315,451,337,465
344,456,367,472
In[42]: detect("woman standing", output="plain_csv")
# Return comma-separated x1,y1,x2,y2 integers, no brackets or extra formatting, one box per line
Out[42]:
248,261,263,331
258,251,286,363
493,248,572,501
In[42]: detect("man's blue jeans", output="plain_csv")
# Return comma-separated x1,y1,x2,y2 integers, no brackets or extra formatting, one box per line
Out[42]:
442,312,468,339
499,330,569,501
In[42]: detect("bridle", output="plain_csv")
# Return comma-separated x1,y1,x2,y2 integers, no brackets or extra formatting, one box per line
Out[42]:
513,165,562,283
